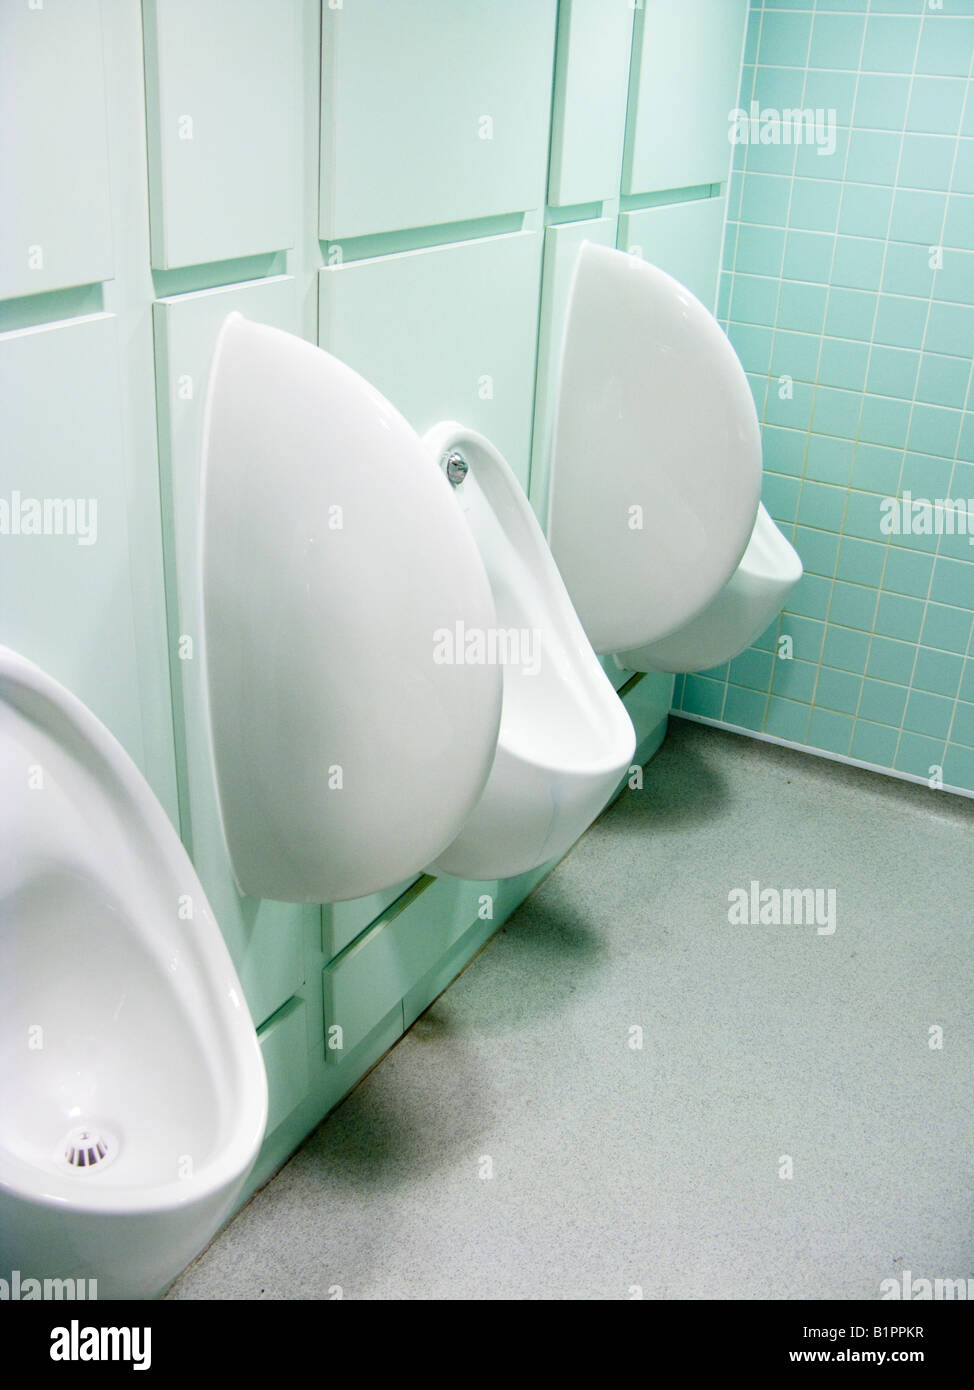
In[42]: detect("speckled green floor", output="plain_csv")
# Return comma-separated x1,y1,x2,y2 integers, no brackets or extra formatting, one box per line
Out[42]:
169,719,974,1300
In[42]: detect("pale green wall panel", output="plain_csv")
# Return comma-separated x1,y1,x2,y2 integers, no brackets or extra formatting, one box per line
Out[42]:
323,877,419,962
323,874,513,1062
318,231,544,488
152,276,313,1028
0,314,147,768
623,0,748,196
319,0,557,239
547,0,634,207
400,866,552,1029
529,216,617,523
143,0,299,268
618,195,727,311
258,998,312,1137
0,0,113,298
245,999,406,1201
624,670,674,752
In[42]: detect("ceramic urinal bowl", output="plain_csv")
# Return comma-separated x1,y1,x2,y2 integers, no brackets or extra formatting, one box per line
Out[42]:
201,313,503,903
202,314,632,900
424,423,636,881
0,646,267,1300
616,502,803,674
547,243,802,672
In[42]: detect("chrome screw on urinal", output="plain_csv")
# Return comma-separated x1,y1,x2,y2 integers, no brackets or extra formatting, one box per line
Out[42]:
444,451,468,486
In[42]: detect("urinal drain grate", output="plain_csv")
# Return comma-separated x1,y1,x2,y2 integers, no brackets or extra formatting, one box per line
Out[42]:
61,1126,117,1172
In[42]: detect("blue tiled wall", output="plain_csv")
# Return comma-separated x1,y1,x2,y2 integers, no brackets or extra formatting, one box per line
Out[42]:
675,0,974,795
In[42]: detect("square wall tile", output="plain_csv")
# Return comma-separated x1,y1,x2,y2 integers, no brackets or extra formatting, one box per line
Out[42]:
890,189,946,244
828,581,872,631
773,656,819,703
823,623,871,674
813,386,863,439
883,546,934,598
808,706,854,754
912,647,963,698
883,242,936,299
926,302,974,356
797,524,841,574
859,678,907,727
861,15,921,74
916,354,970,409
896,731,946,779
826,288,878,341
832,236,885,290
904,690,954,739
922,603,974,654
681,675,726,720
807,432,856,483
854,74,911,129
868,637,918,685
766,696,811,743
778,280,828,333
783,230,835,284
740,173,792,226
838,185,893,240
723,683,768,730
874,295,929,349
852,443,903,495
758,11,813,67
868,346,920,399
790,178,843,233
809,12,866,70
771,330,820,383
876,590,925,641
815,665,863,714
731,272,781,326
735,223,786,276
836,536,886,587
845,130,902,186
851,720,899,766
916,18,974,78
899,134,957,192
906,77,967,135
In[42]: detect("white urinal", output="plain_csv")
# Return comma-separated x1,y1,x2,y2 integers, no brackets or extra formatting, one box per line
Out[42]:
616,503,803,674
0,646,266,1299
423,423,636,881
201,315,634,901
547,242,802,671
